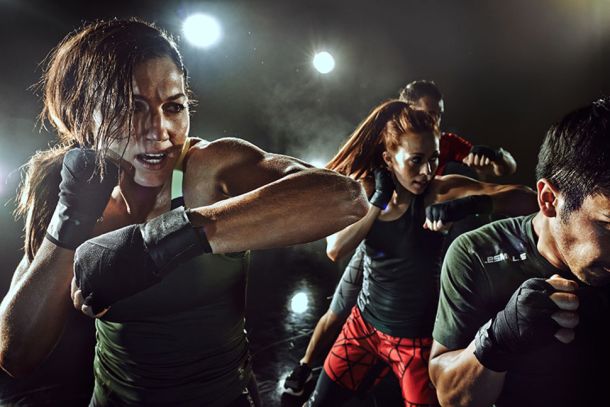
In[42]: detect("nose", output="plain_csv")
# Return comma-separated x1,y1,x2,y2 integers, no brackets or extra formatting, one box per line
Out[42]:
143,110,169,142
420,162,432,176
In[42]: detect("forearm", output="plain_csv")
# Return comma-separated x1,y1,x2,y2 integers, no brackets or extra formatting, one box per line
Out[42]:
0,242,74,377
326,206,378,262
489,185,537,216
430,342,505,407
492,149,517,177
188,169,368,253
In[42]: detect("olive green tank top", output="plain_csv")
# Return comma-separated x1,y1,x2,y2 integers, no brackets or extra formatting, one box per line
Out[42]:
92,170,251,406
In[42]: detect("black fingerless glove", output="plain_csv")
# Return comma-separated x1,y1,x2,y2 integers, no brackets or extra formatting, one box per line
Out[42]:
470,145,502,162
425,195,492,224
474,278,559,372
369,168,395,209
74,206,212,314
46,148,119,250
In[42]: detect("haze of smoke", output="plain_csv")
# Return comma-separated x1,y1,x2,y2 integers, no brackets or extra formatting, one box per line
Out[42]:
260,77,354,166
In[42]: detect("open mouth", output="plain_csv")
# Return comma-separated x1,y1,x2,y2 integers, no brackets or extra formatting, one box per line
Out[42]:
136,152,168,168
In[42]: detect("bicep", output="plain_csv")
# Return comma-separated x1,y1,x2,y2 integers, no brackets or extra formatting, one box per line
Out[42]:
433,239,490,350
430,175,511,204
430,340,452,361
8,256,31,289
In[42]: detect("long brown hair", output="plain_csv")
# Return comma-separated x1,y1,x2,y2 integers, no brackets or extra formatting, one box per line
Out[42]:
326,99,439,180
16,19,187,261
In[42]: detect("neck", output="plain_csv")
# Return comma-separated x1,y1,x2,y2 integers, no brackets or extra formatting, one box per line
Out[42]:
115,177,171,222
532,212,569,271
393,182,414,206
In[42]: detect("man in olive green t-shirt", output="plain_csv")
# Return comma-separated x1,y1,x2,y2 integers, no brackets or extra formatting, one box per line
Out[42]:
429,98,610,407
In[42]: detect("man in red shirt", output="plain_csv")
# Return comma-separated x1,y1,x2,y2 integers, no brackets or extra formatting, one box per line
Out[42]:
400,80,517,178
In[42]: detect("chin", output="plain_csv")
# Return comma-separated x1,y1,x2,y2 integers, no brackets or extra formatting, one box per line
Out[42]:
133,174,168,188
408,183,427,195
573,267,610,287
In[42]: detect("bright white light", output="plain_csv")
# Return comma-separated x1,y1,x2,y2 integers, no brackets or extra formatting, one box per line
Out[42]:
290,292,309,314
183,14,222,48
313,51,335,74
308,158,326,168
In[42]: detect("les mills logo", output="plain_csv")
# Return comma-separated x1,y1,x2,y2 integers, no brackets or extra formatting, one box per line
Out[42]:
484,252,527,264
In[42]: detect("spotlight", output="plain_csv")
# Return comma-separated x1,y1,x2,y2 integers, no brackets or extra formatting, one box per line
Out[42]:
183,14,222,48
313,51,335,74
290,292,309,314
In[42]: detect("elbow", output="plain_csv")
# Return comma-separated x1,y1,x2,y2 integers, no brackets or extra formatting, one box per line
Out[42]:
428,358,466,407
342,177,369,221
0,347,36,378
326,246,340,262
434,386,470,407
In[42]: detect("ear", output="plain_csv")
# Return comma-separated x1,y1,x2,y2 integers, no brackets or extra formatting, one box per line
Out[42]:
536,178,559,218
381,150,392,168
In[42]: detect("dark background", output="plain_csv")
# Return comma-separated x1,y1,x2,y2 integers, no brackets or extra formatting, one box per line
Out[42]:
0,0,609,404
2,0,610,287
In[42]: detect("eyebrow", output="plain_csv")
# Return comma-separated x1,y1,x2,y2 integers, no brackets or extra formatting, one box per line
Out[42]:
133,93,187,101
407,151,440,157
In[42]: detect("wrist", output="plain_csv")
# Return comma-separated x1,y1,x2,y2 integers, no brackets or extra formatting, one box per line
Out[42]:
140,206,212,277
45,201,101,250
369,190,391,209
474,319,511,372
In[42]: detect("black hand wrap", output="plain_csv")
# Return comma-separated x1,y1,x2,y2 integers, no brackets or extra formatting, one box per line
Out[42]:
369,168,395,209
425,195,492,224
474,278,559,372
46,148,119,250
469,145,502,162
74,206,212,314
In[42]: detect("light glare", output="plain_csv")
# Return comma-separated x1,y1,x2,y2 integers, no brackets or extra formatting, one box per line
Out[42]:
290,292,309,314
183,14,222,48
313,51,335,74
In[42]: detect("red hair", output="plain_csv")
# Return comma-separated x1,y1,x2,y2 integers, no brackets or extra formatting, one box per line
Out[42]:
326,99,439,179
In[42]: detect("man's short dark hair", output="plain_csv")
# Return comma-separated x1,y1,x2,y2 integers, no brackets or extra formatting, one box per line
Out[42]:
398,80,443,104
536,97,610,216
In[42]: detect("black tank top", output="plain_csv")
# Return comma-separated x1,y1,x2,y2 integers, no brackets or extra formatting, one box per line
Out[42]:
357,193,443,338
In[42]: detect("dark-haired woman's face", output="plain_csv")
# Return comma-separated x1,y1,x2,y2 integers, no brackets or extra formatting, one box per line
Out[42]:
382,131,439,195
412,96,444,128
109,56,189,187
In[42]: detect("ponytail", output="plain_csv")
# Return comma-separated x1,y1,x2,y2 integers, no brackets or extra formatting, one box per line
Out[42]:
15,145,72,261
326,99,437,180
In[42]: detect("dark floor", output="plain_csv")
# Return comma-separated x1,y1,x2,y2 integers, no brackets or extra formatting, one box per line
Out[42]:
246,242,404,406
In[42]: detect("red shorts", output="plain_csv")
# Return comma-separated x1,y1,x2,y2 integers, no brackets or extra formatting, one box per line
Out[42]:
323,306,438,407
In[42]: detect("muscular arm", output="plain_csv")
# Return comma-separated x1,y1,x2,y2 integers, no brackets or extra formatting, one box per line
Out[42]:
0,245,74,377
183,138,369,253
429,341,506,407
428,175,537,217
325,204,379,262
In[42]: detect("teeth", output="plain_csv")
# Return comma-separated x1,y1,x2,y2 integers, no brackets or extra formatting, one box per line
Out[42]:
140,153,166,164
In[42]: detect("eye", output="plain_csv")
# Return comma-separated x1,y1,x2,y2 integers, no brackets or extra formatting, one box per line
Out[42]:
133,100,146,113
411,157,422,165
164,102,187,114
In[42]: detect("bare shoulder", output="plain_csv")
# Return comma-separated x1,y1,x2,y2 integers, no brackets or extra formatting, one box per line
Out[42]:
426,175,481,205
186,137,266,171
